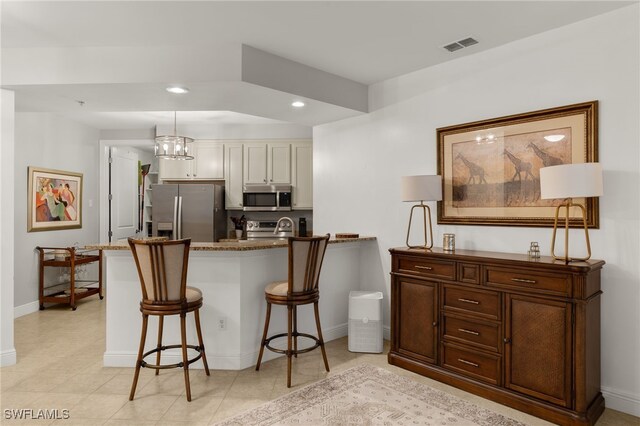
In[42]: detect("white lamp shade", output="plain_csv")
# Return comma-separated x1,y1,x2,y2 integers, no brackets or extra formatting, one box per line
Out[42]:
539,163,603,199
401,175,442,202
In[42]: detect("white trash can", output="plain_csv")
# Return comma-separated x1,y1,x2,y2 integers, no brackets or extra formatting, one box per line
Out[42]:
348,291,383,353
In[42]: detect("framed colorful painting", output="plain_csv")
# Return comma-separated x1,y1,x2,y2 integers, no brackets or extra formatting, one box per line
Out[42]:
28,167,83,232
437,101,599,228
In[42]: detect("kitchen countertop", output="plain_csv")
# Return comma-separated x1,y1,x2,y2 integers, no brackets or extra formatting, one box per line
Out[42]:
87,236,376,251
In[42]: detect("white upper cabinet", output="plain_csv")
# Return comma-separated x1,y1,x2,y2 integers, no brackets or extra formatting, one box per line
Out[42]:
268,143,291,184
193,142,224,179
159,139,311,211
243,143,268,184
244,142,291,184
291,141,313,209
159,141,224,180
224,143,244,210
158,156,191,180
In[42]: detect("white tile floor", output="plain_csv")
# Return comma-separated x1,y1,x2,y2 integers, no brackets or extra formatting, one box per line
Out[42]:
1,297,637,425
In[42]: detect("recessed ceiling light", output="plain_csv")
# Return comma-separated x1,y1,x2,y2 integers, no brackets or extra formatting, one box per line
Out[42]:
291,101,305,108
166,86,189,94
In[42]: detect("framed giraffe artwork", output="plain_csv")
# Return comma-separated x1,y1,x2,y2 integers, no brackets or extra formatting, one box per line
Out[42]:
437,101,598,228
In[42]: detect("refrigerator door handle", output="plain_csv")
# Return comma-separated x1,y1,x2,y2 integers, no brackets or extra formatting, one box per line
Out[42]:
172,196,178,240
177,196,183,239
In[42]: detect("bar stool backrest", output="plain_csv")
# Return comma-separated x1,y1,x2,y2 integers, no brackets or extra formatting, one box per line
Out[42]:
128,238,191,303
289,234,330,295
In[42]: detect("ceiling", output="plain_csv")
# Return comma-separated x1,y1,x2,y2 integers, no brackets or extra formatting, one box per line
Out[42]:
1,1,633,130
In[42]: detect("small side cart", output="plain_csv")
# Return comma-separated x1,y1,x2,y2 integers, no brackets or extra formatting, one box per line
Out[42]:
36,246,103,311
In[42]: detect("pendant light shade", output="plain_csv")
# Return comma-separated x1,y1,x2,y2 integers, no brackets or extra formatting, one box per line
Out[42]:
154,112,194,160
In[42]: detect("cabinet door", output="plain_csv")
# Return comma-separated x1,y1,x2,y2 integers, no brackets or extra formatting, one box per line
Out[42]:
244,143,268,184
158,158,192,180
393,276,438,364
193,142,224,179
291,142,312,209
225,144,243,209
268,143,291,184
505,294,572,407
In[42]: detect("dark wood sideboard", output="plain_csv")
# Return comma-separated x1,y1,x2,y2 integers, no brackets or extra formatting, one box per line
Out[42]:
389,247,605,426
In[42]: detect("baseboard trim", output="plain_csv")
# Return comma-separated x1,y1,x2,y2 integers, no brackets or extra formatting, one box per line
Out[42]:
602,386,640,417
14,300,40,318
0,348,17,366
104,323,349,370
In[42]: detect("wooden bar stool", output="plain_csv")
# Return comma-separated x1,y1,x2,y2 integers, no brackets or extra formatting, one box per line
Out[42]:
127,238,210,401
255,234,331,387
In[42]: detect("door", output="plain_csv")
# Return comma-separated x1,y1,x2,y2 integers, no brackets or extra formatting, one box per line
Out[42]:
244,143,268,184
151,184,178,238
292,142,312,209
159,157,192,180
505,294,572,407
193,142,224,179
179,185,214,242
110,147,138,241
393,276,438,364
225,144,243,209
268,143,291,183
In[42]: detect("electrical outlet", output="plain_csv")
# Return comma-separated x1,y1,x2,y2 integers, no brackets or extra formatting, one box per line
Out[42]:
217,317,227,330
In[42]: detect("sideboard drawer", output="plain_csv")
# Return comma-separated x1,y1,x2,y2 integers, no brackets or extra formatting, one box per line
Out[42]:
443,285,500,320
442,343,501,385
397,256,455,281
486,267,571,296
443,315,500,353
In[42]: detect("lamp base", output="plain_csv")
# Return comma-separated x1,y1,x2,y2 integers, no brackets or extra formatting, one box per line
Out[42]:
550,198,592,263
406,202,434,249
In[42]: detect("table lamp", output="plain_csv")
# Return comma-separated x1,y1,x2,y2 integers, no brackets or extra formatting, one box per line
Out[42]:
539,163,603,263
401,175,442,249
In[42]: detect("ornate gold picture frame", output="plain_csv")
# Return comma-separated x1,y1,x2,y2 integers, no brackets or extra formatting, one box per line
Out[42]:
28,166,83,232
437,101,599,228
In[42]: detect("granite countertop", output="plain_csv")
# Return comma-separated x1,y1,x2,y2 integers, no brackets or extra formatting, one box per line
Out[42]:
86,236,376,252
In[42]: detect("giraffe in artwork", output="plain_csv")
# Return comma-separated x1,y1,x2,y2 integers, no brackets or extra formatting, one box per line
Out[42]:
527,142,564,167
503,149,535,182
456,153,487,184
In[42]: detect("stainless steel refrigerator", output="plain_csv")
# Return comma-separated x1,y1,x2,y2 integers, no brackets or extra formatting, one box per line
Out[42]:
152,183,226,242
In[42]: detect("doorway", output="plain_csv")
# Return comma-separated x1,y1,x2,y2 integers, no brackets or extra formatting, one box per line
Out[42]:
99,140,156,243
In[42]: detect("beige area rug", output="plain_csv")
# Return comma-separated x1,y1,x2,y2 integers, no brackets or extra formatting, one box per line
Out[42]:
215,364,526,425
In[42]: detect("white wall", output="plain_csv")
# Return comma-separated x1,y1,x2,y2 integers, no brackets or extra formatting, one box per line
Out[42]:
13,113,101,312
1,90,16,366
314,5,640,416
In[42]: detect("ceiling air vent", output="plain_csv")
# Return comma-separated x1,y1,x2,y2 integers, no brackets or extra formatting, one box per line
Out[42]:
458,37,478,47
443,42,464,53
443,37,479,52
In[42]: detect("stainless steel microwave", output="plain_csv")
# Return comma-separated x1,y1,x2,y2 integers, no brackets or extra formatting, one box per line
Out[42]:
242,184,292,211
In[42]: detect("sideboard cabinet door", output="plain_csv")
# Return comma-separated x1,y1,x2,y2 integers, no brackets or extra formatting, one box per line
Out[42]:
393,276,438,364
505,294,573,408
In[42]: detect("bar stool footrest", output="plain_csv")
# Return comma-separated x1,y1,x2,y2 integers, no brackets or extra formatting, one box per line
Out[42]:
140,344,204,370
264,332,321,355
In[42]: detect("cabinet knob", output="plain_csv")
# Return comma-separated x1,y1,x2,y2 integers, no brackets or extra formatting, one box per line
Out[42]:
432,321,438,327
193,174,197,177
503,338,511,344
187,173,190,177
263,179,267,183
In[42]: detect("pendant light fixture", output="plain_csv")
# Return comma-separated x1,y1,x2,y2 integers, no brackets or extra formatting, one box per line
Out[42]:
154,111,194,160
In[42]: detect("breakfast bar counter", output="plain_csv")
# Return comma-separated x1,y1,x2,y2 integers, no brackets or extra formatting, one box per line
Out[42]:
89,236,376,251
90,236,377,370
